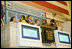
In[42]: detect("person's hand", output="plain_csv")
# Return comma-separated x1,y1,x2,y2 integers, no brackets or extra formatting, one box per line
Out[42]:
30,21,34,23
32,21,34,23
16,20,19,23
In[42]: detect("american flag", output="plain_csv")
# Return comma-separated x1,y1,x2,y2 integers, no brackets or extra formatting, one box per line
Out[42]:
1,4,5,27
32,1,69,15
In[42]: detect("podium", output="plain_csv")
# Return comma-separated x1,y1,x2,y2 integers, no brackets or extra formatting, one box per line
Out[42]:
1,22,42,48
1,22,18,48
54,30,71,48
1,22,56,48
40,24,56,43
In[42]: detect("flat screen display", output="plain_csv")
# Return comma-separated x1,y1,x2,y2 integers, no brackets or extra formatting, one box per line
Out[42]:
22,25,40,40
58,32,71,44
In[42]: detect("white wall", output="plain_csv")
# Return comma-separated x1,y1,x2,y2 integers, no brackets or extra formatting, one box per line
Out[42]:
62,21,71,35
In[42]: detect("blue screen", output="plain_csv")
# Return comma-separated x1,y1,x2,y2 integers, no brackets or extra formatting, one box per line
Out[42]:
22,25,40,40
58,32,70,44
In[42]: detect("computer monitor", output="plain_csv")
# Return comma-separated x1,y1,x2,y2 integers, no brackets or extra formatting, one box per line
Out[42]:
54,30,71,48
58,32,71,44
22,25,40,40
17,22,42,47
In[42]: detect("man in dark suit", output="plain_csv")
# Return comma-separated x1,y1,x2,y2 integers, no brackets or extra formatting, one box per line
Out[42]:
26,15,34,25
